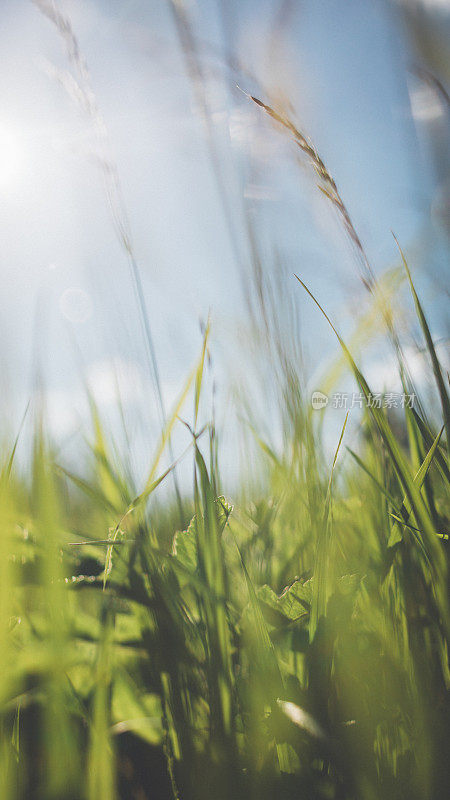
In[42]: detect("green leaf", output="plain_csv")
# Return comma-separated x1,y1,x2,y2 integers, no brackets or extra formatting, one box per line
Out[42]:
172,496,232,573
172,515,198,573
257,579,312,624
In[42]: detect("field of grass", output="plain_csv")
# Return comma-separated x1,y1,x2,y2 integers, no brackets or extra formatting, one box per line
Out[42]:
0,245,449,799
1,4,450,799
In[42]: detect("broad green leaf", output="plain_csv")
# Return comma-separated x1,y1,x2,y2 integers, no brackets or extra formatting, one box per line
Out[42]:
257,579,312,623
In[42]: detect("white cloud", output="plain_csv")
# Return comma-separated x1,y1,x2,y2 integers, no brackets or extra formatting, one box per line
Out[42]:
365,342,449,394
86,357,146,406
409,85,446,123
398,0,450,10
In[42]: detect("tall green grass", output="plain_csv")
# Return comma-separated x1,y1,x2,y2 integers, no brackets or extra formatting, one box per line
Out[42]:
0,257,448,798
2,5,449,799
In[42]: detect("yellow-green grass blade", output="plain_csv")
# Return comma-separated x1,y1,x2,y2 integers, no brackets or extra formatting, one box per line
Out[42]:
395,237,450,456
310,412,348,641
295,274,449,631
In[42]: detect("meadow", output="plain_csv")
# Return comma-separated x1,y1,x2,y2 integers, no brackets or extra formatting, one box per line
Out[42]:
1,3,450,799
1,220,449,799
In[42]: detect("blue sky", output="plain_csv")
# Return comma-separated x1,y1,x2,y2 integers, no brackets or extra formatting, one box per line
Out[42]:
0,0,448,483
